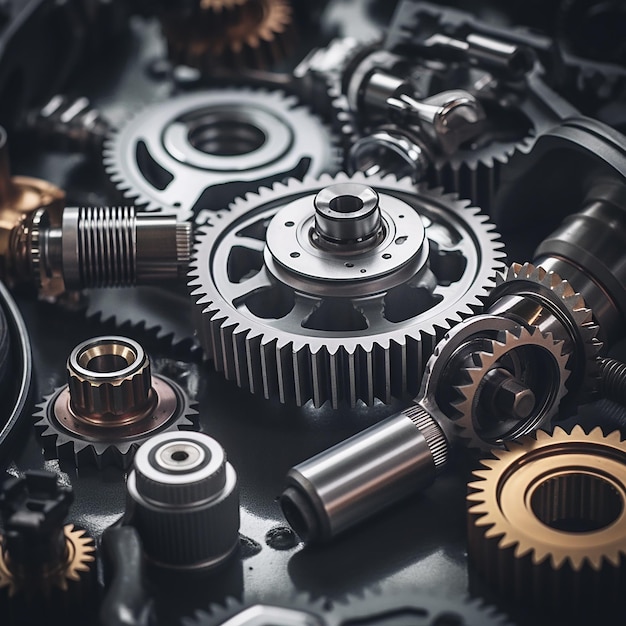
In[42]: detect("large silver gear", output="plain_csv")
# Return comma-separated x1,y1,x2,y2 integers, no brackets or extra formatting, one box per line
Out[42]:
450,325,570,449
189,171,506,408
103,88,342,224
485,262,602,402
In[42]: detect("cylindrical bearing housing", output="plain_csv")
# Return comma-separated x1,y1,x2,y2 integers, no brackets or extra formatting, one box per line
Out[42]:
126,432,239,570
281,405,449,543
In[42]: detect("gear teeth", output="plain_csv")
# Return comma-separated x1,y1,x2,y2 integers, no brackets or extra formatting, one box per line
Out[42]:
488,261,602,401
450,325,571,450
33,383,198,469
467,426,626,613
191,173,505,408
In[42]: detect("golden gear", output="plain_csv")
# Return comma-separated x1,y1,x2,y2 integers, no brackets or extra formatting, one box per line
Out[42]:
467,426,626,613
0,524,95,597
161,0,294,72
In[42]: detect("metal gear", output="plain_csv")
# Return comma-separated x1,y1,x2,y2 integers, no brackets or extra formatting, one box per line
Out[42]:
34,336,198,468
467,426,626,614
186,591,511,626
485,262,602,403
0,524,95,597
103,88,341,225
450,325,570,449
160,0,294,72
189,171,505,408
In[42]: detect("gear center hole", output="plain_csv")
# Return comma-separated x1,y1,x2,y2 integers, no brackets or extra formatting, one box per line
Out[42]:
329,195,364,214
531,472,623,532
78,345,137,373
188,119,266,157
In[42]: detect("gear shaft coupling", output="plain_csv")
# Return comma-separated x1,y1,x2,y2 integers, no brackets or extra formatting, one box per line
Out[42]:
126,431,240,571
190,172,505,408
0,471,96,625
468,426,626,614
281,315,570,542
35,336,197,467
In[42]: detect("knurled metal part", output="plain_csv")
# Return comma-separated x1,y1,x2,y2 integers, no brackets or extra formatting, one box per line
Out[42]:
34,336,197,468
160,0,294,72
401,403,449,471
104,88,340,225
485,262,602,401
0,523,95,597
450,325,571,450
189,171,505,408
126,431,239,571
468,426,626,613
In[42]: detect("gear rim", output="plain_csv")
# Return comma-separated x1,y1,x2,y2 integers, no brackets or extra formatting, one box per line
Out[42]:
189,171,505,408
103,88,341,223
467,425,626,612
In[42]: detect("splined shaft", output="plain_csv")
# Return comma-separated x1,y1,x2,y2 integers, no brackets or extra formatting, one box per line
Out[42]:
16,205,191,297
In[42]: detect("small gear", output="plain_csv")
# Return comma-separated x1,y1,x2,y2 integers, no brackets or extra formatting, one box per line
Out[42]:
467,426,626,614
0,524,95,597
34,336,197,468
103,88,341,224
160,0,294,72
484,262,602,402
189,171,505,408
450,325,570,449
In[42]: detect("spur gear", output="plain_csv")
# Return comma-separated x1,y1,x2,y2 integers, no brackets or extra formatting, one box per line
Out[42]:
103,88,341,225
186,591,510,626
34,336,197,468
190,174,503,407
485,262,602,403
450,325,570,449
160,0,294,72
467,426,626,615
189,172,505,408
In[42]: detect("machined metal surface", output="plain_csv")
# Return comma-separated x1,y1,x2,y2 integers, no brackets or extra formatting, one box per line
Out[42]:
190,172,505,408
126,431,240,571
34,336,197,468
104,89,340,224
468,426,626,613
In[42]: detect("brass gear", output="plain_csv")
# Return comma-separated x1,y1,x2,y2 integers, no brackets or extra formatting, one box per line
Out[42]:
0,524,95,597
161,0,294,72
467,426,626,614
450,325,570,449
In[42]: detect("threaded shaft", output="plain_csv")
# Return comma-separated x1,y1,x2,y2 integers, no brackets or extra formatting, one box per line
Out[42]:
598,357,626,406
402,403,450,472
76,206,136,288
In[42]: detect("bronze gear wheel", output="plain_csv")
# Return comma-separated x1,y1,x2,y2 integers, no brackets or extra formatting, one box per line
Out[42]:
34,336,197,468
467,426,626,615
485,262,602,402
0,523,95,596
160,0,294,72
450,324,571,450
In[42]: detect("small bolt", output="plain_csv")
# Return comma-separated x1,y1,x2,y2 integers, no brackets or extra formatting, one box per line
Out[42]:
482,368,536,421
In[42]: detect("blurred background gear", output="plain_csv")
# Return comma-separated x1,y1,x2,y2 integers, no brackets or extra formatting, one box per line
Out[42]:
0,470,96,626
468,426,626,616
190,172,505,408
126,431,240,571
159,0,295,73
34,335,198,468
104,88,341,224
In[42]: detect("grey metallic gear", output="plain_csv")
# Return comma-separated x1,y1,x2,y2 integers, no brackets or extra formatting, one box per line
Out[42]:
189,171,506,408
449,324,570,449
186,591,511,626
103,88,342,225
